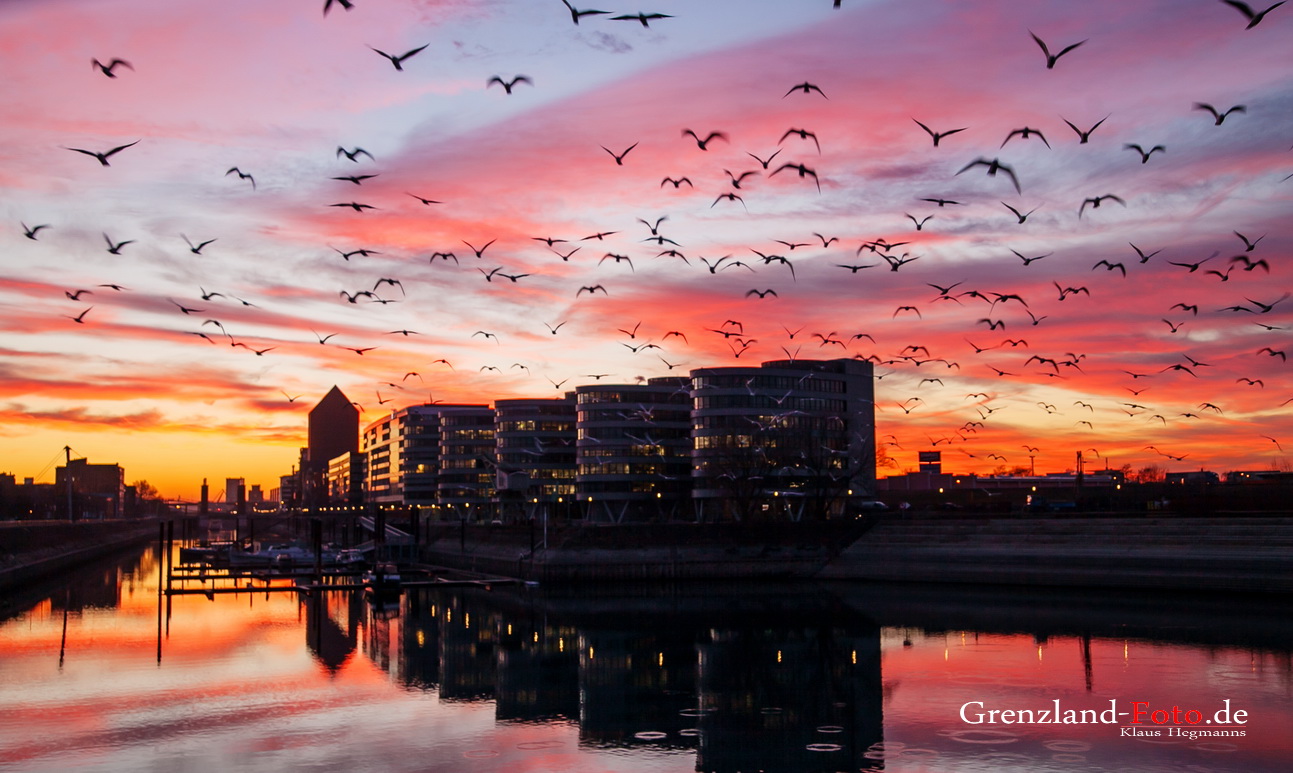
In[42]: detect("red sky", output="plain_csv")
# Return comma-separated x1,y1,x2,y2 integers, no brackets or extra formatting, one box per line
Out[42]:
0,0,1289,499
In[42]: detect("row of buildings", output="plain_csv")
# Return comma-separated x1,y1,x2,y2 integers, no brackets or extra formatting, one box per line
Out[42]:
284,358,877,522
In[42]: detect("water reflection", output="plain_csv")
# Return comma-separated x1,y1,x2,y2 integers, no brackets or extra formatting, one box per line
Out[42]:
0,547,1289,773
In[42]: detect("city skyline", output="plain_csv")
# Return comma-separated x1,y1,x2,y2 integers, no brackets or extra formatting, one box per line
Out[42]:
1,0,1290,499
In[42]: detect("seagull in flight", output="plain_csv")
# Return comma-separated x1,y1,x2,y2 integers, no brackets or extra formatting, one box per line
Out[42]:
370,44,428,71
64,139,140,166
92,58,133,78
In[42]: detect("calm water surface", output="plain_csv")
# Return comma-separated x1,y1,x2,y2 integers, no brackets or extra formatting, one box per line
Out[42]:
1,546,1290,772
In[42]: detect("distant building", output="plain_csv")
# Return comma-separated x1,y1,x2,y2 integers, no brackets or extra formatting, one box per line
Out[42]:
303,386,359,506
225,477,245,514
55,457,125,520
327,451,365,505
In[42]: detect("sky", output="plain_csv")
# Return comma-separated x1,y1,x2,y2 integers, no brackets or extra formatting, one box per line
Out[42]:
1,0,1290,500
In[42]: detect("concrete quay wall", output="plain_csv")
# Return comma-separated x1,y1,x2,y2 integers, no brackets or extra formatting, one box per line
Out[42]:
420,515,1293,593
817,514,1293,593
0,520,159,592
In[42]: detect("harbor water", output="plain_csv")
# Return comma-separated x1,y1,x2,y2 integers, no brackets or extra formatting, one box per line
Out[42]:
0,546,1289,772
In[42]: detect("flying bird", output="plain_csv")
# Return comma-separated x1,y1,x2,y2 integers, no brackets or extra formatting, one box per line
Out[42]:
64,307,93,324
1062,115,1108,143
779,128,821,154
64,139,140,166
1001,202,1039,223
602,143,638,165
1220,0,1285,29
784,81,828,99
1030,31,1086,69
336,146,373,162
1124,143,1165,163
610,12,673,27
182,234,216,254
906,213,933,230
957,158,1021,193
370,44,428,71
577,285,608,296
407,193,441,205
682,129,728,150
92,58,133,78
771,162,820,192
1001,126,1050,148
225,166,256,188
746,288,778,299
330,201,376,212
488,75,532,94
1194,102,1246,125
1078,194,1126,217
333,173,378,185
560,0,610,24
911,118,966,147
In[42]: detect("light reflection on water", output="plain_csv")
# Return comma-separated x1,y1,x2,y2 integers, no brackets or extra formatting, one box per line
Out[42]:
0,547,1290,773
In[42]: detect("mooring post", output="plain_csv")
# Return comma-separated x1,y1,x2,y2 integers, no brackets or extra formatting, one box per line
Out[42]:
312,518,323,588
165,520,174,595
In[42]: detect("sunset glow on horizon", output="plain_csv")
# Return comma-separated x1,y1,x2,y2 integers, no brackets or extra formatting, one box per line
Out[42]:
1,0,1289,500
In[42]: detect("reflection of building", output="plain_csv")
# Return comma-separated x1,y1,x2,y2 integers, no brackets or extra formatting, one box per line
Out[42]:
383,586,883,771
55,457,125,520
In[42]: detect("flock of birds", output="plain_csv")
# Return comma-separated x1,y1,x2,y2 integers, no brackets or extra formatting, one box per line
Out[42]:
12,0,1293,479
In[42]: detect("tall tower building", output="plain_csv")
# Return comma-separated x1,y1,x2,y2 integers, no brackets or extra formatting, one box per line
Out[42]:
304,386,359,506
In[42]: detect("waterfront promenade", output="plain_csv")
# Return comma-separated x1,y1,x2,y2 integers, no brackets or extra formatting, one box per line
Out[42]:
4,513,1291,595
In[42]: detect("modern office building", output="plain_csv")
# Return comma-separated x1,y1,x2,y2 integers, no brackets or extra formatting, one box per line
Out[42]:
326,451,365,505
575,377,693,522
690,359,876,521
494,397,577,519
436,405,498,519
362,405,485,507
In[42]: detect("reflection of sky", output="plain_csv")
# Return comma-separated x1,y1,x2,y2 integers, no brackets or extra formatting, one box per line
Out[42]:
2,553,1291,771
1,0,1290,498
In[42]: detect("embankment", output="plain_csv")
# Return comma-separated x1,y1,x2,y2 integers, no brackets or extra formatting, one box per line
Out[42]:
421,514,1293,593
0,520,159,592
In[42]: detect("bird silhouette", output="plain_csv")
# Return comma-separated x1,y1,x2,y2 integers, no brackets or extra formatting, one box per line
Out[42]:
1001,127,1050,148
64,139,140,166
784,81,827,98
1001,202,1039,223
407,193,441,205
488,75,532,93
602,143,638,165
330,201,376,212
322,0,352,15
1078,194,1126,217
682,129,728,150
1124,143,1165,163
1220,0,1285,29
1062,115,1108,143
1030,31,1086,69
660,176,693,188
912,118,966,147
771,162,820,192
370,44,428,71
462,239,496,258
336,146,373,162
746,288,778,299
1194,102,1246,125
957,158,1021,194
610,12,673,27
92,58,133,78
182,234,216,254
779,128,821,154
906,213,933,230
560,0,610,24
577,285,608,296
225,166,256,188
1234,231,1264,251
